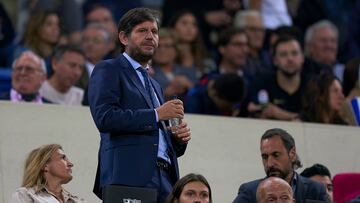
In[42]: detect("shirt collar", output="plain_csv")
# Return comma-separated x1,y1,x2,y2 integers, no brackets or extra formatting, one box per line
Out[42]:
122,52,149,71
10,89,43,104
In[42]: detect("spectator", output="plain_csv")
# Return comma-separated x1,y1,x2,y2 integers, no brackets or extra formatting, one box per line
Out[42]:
152,28,197,101
167,173,212,203
0,2,16,67
256,177,294,203
39,44,85,106
8,144,87,203
84,4,119,58
0,51,49,103
305,20,344,81
247,36,307,121
341,58,360,125
301,72,346,125
186,73,244,116
16,0,83,44
22,10,62,59
232,128,329,203
243,0,292,29
301,163,334,202
78,23,111,89
234,10,272,75
162,0,242,51
169,10,216,78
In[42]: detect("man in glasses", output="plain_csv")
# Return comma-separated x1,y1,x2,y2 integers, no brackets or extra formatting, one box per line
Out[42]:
0,51,48,103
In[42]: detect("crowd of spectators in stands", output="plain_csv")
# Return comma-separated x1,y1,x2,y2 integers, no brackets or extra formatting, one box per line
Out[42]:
1,0,359,126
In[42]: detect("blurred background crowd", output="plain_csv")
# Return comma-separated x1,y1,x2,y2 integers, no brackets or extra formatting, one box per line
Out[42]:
0,0,359,126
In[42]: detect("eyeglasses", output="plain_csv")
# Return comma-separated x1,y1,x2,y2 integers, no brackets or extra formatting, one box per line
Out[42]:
13,66,43,74
82,36,106,44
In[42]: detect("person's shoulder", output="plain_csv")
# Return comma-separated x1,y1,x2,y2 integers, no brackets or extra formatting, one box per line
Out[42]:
8,187,34,202
233,179,262,203
0,92,10,100
299,175,324,190
239,179,262,190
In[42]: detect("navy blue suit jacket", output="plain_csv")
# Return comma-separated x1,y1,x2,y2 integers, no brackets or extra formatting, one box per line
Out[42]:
232,173,329,203
88,54,186,199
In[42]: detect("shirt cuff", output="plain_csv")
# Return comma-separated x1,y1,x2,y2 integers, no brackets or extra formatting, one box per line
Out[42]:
154,109,159,122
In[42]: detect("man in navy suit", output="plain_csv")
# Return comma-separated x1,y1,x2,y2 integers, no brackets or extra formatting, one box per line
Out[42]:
232,128,330,203
88,8,191,203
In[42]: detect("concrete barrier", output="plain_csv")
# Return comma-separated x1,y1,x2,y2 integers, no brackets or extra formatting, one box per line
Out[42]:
1,101,359,203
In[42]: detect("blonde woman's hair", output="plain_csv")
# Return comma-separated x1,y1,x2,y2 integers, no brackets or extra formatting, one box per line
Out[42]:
21,144,62,191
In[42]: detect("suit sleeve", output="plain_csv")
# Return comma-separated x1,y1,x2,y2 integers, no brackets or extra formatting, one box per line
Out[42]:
88,60,157,133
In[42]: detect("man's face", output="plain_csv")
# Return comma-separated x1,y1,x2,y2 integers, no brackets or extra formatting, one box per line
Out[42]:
119,21,159,64
219,33,249,69
153,36,177,66
86,7,117,35
258,178,295,203
12,53,46,94
308,27,338,66
244,15,265,51
310,175,333,202
52,51,85,90
274,40,304,78
260,135,296,182
81,27,109,63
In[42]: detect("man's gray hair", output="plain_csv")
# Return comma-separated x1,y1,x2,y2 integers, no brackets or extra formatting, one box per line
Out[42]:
304,20,338,44
233,10,262,28
84,22,111,44
12,51,47,74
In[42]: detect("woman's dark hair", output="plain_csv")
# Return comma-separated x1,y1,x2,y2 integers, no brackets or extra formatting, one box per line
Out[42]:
343,58,360,97
23,10,61,57
301,72,344,124
167,173,212,203
168,10,209,72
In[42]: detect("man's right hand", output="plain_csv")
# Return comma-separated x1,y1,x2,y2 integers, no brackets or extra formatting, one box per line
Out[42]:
156,99,184,121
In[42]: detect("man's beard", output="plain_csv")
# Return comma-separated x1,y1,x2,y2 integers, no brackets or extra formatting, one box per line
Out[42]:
278,68,299,78
128,46,154,65
266,167,289,180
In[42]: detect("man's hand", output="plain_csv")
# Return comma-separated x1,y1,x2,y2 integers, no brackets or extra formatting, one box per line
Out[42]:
170,121,191,145
156,99,184,121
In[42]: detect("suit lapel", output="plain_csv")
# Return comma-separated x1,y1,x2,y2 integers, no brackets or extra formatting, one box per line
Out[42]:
295,173,306,203
118,55,153,108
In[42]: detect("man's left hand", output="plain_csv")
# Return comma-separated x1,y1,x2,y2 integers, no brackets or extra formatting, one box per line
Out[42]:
170,121,191,145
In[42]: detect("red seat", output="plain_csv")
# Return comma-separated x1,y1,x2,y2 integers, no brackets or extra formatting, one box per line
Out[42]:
333,173,360,203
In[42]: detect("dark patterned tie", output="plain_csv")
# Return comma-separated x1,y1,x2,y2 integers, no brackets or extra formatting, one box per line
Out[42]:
138,67,160,108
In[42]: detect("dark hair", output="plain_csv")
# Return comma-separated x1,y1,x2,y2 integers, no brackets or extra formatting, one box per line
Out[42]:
271,26,301,41
52,44,85,62
272,35,301,56
343,58,360,97
167,173,212,203
218,27,246,47
168,10,210,72
117,7,160,52
301,72,344,124
300,163,332,178
261,128,302,169
23,10,61,58
213,74,245,103
84,4,114,25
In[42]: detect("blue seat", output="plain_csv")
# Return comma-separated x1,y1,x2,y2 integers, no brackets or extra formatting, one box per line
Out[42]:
0,68,11,94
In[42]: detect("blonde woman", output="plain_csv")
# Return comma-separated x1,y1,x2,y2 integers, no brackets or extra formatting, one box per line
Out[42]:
9,144,87,203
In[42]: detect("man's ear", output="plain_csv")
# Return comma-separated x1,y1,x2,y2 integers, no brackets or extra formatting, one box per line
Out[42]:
118,31,128,47
289,147,296,162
